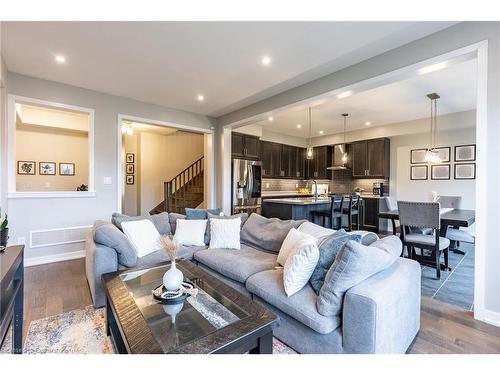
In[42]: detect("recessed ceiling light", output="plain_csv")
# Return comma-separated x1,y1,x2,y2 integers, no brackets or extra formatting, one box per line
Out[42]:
336,91,353,99
54,55,66,64
365,121,371,126
261,55,271,66
319,130,324,135
268,116,274,122
197,95,205,102
296,124,302,129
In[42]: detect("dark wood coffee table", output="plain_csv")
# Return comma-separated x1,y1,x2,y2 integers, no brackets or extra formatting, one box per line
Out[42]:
102,259,279,354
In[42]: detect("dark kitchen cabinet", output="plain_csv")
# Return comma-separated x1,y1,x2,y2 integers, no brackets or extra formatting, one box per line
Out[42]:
260,141,306,179
231,132,260,159
351,138,390,178
361,197,380,232
306,146,332,179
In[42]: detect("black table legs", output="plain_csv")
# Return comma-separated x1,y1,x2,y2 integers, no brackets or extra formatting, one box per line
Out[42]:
249,331,273,354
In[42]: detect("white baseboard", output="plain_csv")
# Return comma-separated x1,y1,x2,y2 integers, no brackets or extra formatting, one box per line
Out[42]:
482,309,500,328
25,250,85,267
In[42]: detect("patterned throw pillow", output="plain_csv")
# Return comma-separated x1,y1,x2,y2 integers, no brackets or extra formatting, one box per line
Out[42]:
206,212,248,245
309,230,362,294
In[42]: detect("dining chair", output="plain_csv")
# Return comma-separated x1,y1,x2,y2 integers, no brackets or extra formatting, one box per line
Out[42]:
342,194,360,232
438,195,475,254
383,196,399,233
398,201,451,279
311,195,344,229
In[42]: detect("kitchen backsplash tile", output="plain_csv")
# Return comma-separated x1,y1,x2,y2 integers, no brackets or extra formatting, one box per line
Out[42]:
263,173,389,195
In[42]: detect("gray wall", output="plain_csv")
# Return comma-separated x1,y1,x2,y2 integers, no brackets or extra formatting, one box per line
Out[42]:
216,22,500,317
4,72,216,262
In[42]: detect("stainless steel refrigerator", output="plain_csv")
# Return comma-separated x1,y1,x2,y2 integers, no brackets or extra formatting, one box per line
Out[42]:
232,159,262,215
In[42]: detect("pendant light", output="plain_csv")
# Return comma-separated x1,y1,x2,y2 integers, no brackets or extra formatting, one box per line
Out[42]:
424,93,441,163
341,113,349,164
306,107,314,160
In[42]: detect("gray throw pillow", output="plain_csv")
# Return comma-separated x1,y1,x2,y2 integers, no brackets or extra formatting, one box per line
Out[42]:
112,212,171,235
93,220,137,267
240,213,306,253
206,212,248,244
309,230,362,294
185,208,222,244
316,236,400,317
168,212,186,234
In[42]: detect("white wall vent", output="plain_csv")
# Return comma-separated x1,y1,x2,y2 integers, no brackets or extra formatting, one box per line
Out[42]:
30,225,93,249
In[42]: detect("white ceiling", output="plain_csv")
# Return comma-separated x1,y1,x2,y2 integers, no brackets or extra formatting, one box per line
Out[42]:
242,59,477,138
2,21,456,117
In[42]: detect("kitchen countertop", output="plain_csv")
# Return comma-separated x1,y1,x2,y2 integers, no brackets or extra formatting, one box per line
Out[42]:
262,197,331,205
261,191,312,198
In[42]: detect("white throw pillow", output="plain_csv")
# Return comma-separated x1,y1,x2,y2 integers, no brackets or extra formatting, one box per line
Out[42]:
277,228,317,266
297,221,336,243
121,219,162,258
209,217,241,249
283,238,319,296
174,219,207,246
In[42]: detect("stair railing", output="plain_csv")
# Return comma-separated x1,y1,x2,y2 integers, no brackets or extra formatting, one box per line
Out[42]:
164,156,204,212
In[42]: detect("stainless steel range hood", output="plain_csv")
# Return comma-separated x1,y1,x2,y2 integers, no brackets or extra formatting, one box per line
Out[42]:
327,144,350,170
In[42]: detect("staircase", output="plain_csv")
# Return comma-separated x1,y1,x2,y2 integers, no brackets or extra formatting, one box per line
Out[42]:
150,157,204,215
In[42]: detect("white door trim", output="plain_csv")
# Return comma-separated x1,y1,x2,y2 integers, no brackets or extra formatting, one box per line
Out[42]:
7,94,95,197
116,114,215,214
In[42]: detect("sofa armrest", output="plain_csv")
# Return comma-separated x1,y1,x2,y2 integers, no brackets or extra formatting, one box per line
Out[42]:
85,232,118,308
342,258,421,353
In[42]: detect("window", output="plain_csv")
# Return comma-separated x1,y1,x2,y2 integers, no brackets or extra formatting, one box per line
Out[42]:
8,96,94,197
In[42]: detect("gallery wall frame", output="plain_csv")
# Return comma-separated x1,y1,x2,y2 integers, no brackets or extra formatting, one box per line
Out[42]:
410,165,428,180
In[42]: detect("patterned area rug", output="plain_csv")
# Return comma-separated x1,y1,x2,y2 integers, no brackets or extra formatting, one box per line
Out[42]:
0,306,296,354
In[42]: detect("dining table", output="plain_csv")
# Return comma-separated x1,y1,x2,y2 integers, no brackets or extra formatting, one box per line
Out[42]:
378,208,475,254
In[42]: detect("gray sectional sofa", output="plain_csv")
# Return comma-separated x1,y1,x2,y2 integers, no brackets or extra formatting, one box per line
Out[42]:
85,212,421,354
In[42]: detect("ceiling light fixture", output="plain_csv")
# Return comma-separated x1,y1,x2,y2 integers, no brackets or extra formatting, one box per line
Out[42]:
261,55,271,66
365,121,371,126
197,95,205,102
337,91,353,99
268,116,274,122
54,55,66,64
319,130,324,135
296,124,302,129
306,108,314,160
341,113,349,164
424,93,442,163
121,122,133,136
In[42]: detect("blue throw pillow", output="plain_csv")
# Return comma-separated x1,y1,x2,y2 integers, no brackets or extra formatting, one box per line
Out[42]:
309,230,362,294
185,208,222,244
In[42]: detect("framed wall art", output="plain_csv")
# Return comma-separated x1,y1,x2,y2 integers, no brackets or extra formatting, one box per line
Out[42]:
17,161,36,175
410,149,427,164
410,165,428,180
126,175,135,185
59,163,75,176
39,162,56,175
126,153,135,163
454,144,476,162
454,163,476,180
126,164,135,174
432,147,451,163
431,164,450,180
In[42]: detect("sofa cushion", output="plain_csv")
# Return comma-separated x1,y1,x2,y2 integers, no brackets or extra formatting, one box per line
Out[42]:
246,269,340,334
297,221,336,242
240,213,306,253
283,236,319,296
137,245,207,266
112,212,171,235
316,237,400,317
277,228,316,266
309,230,362,295
93,220,137,267
186,208,222,244
194,243,277,283
168,212,186,234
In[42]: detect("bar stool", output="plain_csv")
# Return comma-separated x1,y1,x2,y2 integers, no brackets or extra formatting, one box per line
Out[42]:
311,195,343,229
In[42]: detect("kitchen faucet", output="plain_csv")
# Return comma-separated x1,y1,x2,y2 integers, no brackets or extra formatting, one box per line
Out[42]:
311,180,318,200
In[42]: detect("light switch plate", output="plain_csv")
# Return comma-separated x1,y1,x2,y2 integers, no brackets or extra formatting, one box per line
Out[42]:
103,177,112,185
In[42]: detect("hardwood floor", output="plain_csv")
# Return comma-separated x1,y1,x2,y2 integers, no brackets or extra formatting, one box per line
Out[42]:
21,259,500,354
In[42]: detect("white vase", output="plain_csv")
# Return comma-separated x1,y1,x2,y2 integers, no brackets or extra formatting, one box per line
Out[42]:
163,260,184,291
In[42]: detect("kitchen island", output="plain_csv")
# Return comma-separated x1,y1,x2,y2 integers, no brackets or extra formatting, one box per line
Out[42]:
262,197,332,221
